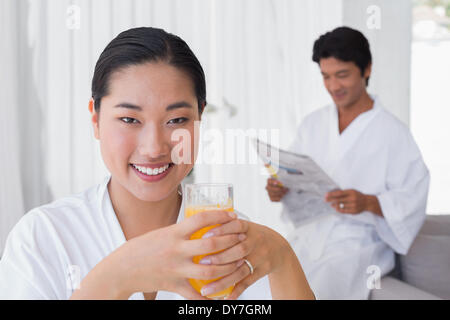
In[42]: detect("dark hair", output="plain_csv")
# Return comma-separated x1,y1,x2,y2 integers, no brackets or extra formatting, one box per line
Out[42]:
312,26,372,86
91,27,206,115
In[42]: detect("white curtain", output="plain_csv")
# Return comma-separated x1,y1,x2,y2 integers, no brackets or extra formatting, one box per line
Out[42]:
0,0,25,255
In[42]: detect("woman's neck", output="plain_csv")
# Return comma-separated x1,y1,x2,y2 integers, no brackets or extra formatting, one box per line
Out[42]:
107,177,182,240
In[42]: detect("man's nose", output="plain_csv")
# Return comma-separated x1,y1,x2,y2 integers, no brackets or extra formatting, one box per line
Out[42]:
137,125,170,159
328,77,342,92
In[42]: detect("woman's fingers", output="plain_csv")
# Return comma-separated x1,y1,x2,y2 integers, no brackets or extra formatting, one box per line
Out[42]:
202,219,249,238
226,264,266,300
198,239,252,265
199,257,265,300
198,261,250,297
180,210,237,237
177,279,209,300
187,259,244,281
226,275,259,300
185,233,246,256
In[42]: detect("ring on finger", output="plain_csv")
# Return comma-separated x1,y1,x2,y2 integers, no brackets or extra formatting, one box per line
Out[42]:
243,259,254,275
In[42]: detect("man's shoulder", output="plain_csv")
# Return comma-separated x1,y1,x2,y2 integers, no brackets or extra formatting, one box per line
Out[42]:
373,106,412,139
365,105,423,159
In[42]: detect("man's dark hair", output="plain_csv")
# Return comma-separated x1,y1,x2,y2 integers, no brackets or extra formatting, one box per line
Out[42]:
312,26,372,86
92,27,206,115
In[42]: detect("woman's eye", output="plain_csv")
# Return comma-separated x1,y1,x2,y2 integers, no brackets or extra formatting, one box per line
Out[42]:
168,117,188,125
120,117,139,124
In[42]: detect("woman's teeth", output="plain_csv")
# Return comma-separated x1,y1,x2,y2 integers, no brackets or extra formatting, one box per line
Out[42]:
132,164,170,176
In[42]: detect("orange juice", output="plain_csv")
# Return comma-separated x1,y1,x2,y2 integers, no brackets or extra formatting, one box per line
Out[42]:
185,205,234,299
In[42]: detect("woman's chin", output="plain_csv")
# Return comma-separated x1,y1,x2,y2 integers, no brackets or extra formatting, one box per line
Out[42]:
132,190,171,202
130,181,182,202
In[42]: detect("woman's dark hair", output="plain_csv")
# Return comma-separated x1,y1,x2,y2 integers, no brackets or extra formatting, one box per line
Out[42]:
312,26,372,86
91,27,206,115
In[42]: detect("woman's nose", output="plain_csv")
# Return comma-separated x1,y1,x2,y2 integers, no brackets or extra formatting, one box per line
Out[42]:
137,125,170,159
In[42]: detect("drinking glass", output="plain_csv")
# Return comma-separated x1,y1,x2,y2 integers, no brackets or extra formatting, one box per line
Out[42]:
184,183,234,299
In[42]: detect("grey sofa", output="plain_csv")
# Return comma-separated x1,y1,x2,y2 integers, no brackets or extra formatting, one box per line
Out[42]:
370,214,450,300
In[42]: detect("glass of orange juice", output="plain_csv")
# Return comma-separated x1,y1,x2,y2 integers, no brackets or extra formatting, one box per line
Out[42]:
184,183,234,299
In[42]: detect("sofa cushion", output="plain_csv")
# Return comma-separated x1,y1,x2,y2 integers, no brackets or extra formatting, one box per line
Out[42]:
399,214,450,299
370,276,442,300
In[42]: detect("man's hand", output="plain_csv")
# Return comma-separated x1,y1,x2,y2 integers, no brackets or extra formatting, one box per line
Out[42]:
265,178,289,202
325,189,383,217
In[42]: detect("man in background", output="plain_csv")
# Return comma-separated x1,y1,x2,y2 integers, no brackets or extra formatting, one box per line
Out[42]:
266,26,429,299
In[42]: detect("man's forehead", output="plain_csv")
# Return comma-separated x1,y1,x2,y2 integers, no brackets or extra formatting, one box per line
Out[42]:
319,57,357,72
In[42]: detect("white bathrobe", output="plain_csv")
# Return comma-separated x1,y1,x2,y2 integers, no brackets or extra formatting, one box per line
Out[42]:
283,96,430,299
0,175,271,300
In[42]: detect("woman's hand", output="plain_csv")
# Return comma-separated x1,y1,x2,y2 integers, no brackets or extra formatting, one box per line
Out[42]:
71,210,246,300
194,217,314,299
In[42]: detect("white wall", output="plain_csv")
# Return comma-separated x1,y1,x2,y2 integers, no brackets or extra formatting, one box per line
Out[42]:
411,40,450,214
0,0,25,255
343,0,412,126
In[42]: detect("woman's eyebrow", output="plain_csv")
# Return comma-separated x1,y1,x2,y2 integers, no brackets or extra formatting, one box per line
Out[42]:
166,101,193,111
113,101,192,112
114,103,142,111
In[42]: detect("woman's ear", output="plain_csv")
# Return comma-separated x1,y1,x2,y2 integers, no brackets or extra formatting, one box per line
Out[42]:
198,102,206,120
89,98,100,140
364,63,372,80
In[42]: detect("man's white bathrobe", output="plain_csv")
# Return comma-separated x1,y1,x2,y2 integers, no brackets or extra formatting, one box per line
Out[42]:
283,96,429,299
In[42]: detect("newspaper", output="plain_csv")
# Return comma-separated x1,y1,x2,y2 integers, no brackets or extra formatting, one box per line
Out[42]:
253,138,340,226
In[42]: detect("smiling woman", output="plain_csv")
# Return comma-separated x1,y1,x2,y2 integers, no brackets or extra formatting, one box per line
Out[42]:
91,60,200,204
0,27,314,301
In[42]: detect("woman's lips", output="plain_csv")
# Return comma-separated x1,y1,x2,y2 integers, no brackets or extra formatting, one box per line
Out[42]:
130,163,174,182
132,162,171,168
